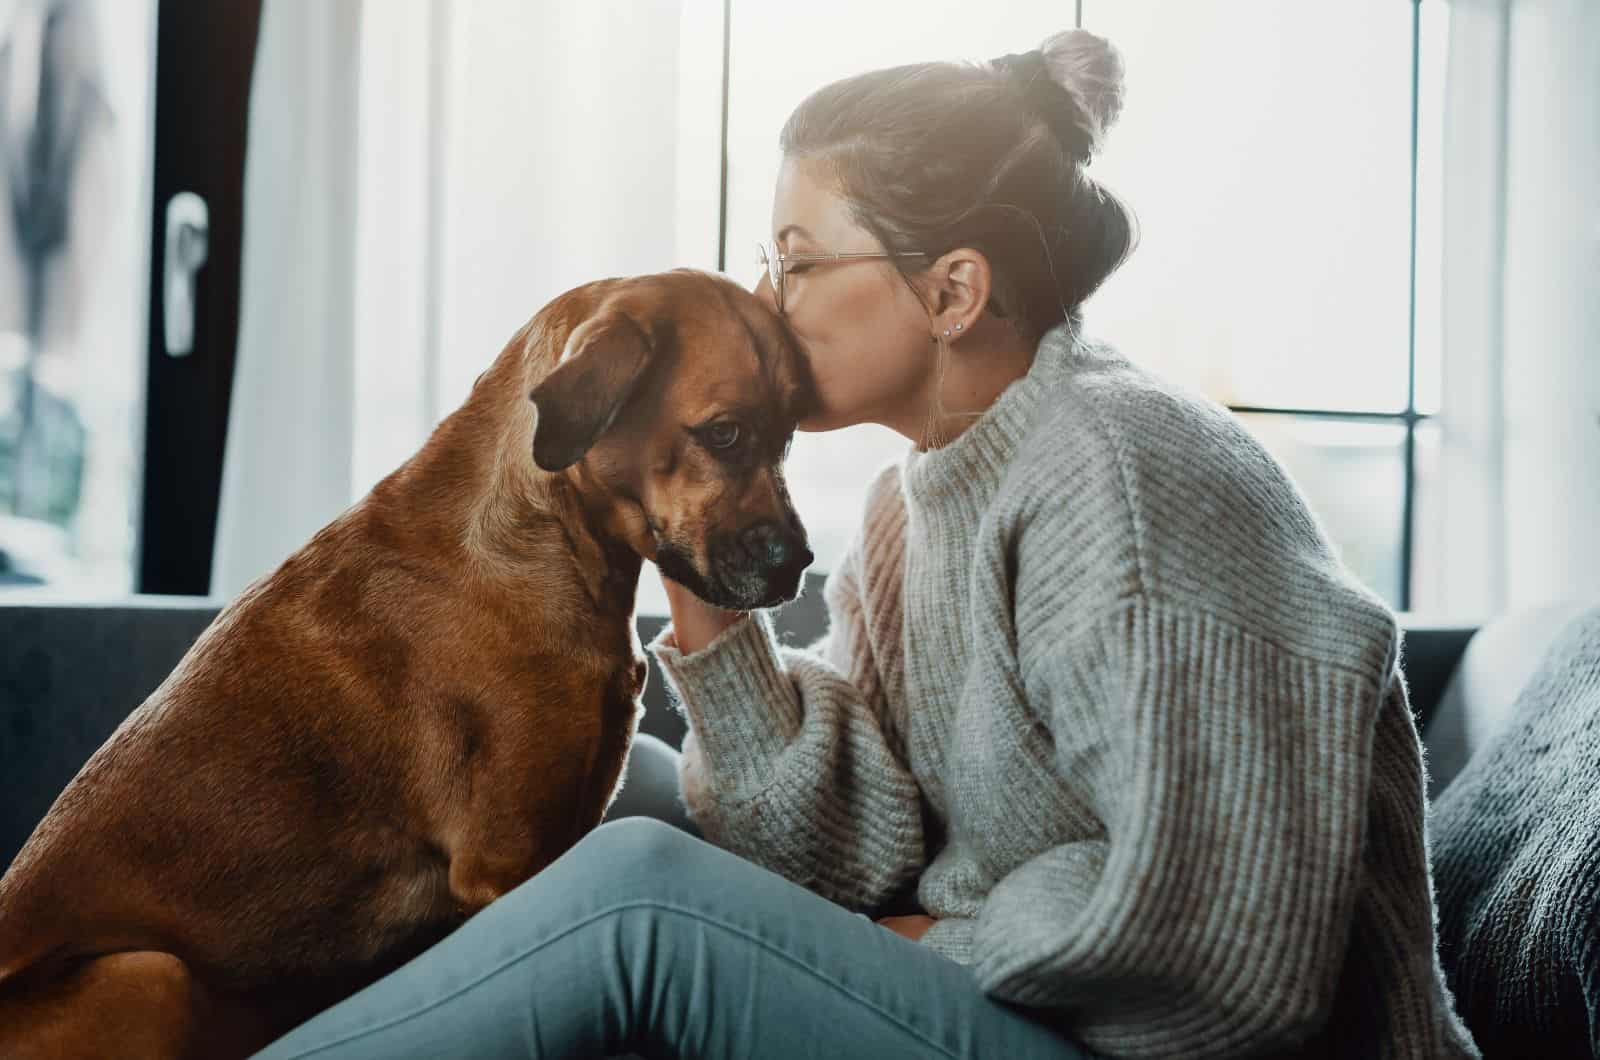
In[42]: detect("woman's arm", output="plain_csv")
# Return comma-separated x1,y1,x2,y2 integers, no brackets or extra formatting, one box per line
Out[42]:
660,576,742,655
968,595,1384,1058
651,512,925,916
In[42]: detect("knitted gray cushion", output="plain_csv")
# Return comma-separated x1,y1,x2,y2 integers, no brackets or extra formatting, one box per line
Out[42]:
1431,605,1600,1058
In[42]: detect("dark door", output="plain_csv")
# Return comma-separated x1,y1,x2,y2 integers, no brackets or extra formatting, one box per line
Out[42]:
138,0,263,594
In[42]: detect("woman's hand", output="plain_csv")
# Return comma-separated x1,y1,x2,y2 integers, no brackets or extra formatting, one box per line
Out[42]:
876,915,937,942
660,571,745,655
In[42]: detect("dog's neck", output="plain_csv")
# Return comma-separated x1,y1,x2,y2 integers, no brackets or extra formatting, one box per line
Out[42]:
533,463,645,618
400,328,645,620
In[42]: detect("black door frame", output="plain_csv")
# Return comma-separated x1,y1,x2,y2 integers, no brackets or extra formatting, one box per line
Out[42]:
136,0,262,595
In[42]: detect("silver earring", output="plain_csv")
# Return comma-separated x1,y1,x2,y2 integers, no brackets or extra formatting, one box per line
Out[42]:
954,322,963,331
943,329,951,337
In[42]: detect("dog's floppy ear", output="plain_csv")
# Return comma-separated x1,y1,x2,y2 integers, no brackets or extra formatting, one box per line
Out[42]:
528,312,654,471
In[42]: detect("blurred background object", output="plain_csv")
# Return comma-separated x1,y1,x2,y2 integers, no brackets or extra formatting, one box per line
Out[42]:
0,0,115,587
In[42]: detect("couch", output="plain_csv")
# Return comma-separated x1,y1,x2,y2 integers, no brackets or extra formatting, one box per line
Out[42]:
9,590,1600,1055
0,592,1567,879
0,580,824,869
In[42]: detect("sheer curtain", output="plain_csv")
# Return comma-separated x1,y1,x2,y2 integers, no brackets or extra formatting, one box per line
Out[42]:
212,0,690,598
1432,0,1599,618
211,0,361,597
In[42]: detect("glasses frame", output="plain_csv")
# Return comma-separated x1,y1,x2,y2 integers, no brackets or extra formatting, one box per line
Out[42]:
757,241,928,312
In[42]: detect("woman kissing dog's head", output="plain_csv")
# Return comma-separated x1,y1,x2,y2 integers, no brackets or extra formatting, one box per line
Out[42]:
527,269,815,612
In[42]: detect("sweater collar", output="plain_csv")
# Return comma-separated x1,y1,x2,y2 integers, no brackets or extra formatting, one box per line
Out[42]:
900,321,1077,509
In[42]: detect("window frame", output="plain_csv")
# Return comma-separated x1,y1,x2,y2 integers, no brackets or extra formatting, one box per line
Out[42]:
717,0,1432,611
1220,0,1428,610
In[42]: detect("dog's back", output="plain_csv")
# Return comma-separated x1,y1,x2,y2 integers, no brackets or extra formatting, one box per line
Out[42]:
0,489,628,1054
0,510,474,1022
0,269,809,1057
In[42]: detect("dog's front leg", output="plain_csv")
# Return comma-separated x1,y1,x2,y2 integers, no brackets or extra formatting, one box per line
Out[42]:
440,710,618,916
446,851,534,914
444,783,581,915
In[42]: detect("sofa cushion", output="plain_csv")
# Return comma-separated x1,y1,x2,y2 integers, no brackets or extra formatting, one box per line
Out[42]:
1,599,221,870
1398,621,1477,740
0,577,827,871
1424,598,1600,798
1429,603,1600,1056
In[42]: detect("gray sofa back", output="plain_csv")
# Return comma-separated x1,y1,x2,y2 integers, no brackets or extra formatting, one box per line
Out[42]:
3,600,222,870
3,587,1461,873
1,581,829,870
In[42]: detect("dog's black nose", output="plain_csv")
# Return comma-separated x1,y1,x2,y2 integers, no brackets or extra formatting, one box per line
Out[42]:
739,520,813,572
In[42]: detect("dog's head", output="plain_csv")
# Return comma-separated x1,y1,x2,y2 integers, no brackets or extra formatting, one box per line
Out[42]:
528,270,815,611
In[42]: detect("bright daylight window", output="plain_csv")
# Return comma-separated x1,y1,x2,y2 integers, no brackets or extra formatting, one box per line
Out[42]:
0,3,1444,611
0,1,153,594
707,0,1447,616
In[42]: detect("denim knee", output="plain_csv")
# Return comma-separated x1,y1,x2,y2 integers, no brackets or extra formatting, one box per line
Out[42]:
564,816,704,894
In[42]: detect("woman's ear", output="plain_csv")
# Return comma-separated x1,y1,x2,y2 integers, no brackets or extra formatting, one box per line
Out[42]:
926,247,992,336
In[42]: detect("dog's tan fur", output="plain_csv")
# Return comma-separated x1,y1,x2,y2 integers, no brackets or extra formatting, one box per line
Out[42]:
0,270,811,1058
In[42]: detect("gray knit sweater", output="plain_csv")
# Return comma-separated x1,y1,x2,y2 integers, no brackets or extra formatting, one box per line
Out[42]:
1431,606,1600,1057
650,325,1479,1059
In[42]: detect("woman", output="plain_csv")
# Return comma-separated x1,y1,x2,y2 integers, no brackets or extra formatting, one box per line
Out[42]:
257,28,1478,1060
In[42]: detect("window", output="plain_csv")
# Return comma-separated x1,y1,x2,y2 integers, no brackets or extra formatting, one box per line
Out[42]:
1085,0,1447,609
716,0,1448,612
24,4,1443,612
0,0,155,593
0,0,262,599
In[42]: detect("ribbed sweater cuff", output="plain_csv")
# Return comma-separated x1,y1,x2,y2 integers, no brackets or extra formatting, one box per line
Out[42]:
921,916,976,966
648,612,803,796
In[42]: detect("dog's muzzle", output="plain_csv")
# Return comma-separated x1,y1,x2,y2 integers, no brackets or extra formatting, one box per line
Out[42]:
711,519,813,610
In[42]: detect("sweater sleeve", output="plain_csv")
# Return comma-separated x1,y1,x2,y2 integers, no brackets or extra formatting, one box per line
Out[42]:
648,541,925,914
971,595,1384,1059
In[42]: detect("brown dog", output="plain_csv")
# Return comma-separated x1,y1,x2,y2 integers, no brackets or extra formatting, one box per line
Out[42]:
0,269,814,1058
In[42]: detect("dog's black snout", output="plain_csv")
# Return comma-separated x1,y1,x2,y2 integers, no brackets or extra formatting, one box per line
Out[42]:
739,520,813,572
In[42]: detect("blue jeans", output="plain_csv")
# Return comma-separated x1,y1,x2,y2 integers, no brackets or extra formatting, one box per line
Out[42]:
252,734,1087,1059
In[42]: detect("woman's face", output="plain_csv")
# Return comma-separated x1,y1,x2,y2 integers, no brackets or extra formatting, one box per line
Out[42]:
759,158,935,434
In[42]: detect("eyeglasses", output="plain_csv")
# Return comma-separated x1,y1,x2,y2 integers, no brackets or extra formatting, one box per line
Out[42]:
757,241,928,313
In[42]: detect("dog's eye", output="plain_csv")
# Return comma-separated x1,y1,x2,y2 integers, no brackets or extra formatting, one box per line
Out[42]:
705,422,741,450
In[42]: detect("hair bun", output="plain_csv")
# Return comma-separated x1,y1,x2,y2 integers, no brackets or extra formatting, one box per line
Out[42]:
1038,29,1126,157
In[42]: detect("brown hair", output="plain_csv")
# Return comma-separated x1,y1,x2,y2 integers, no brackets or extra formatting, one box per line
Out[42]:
780,29,1137,342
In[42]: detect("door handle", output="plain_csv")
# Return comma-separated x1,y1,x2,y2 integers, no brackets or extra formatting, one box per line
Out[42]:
163,191,209,357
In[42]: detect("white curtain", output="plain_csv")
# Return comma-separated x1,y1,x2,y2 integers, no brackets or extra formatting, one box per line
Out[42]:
211,0,690,599
211,0,361,596
1434,0,1599,618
